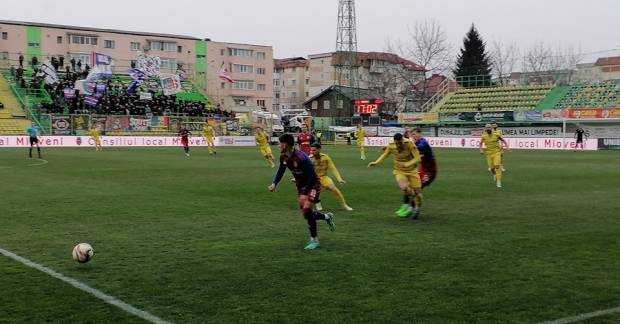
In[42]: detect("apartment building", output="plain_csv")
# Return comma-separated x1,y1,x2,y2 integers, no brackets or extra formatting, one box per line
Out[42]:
0,20,204,77
205,41,274,113
273,57,309,114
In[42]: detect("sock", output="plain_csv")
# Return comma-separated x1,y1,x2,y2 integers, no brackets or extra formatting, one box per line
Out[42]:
313,211,327,221
304,210,318,238
360,147,366,159
403,194,411,204
414,194,423,209
29,147,33,158
496,168,503,183
331,187,347,205
37,147,41,158
184,147,189,154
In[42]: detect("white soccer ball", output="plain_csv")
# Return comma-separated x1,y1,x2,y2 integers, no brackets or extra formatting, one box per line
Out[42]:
72,243,94,263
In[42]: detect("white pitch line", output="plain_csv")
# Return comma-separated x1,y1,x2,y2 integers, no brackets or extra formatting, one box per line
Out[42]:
27,158,48,166
540,306,620,324
0,246,171,324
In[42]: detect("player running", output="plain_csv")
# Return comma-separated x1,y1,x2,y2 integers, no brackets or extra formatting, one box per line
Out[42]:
368,133,423,219
411,128,438,188
268,134,336,250
479,124,509,188
355,124,366,160
310,143,354,211
89,124,102,151
255,126,276,168
203,122,217,155
26,123,42,159
491,122,506,171
178,125,191,157
297,126,314,156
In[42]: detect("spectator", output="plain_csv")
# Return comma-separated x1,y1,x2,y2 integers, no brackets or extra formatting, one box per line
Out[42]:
59,56,65,69
77,60,82,72
31,56,38,68
70,58,76,71
18,54,24,67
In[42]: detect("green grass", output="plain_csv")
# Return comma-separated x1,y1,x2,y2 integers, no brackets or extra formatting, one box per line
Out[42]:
0,147,619,323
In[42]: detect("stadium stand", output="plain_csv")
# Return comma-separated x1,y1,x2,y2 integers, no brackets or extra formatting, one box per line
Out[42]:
0,73,32,134
434,85,553,112
554,80,620,108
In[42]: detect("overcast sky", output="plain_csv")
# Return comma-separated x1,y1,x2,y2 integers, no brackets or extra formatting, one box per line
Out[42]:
3,0,620,62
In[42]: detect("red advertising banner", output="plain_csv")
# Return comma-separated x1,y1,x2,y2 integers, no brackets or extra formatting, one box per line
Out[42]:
564,108,620,120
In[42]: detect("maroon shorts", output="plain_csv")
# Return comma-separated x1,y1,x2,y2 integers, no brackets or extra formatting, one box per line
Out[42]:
181,138,189,147
419,161,438,188
297,182,322,203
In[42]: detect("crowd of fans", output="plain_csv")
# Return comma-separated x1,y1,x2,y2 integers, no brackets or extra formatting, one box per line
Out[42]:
8,55,234,119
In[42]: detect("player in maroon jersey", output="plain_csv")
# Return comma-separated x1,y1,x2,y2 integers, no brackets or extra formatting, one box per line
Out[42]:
178,125,191,157
297,125,315,155
268,134,336,250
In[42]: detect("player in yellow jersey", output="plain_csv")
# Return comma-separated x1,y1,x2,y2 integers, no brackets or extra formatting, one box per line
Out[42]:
355,124,366,160
310,143,354,211
255,126,276,168
480,124,509,188
491,122,506,172
88,125,102,151
368,133,423,219
203,122,217,155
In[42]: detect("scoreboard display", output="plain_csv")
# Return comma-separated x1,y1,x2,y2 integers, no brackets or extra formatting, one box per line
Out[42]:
354,98,384,115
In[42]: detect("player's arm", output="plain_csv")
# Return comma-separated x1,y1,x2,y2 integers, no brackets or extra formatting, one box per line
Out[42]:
368,147,391,168
479,137,485,154
269,160,286,191
401,146,421,168
327,157,345,183
499,136,509,151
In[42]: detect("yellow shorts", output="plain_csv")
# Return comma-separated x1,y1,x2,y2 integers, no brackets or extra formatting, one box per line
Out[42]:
260,145,272,156
93,137,101,145
205,137,215,145
485,152,502,168
393,170,422,189
320,176,335,189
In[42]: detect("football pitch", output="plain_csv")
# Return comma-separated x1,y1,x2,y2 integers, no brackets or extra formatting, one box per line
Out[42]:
0,146,619,323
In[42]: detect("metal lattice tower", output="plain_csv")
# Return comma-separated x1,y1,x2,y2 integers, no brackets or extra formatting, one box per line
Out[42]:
335,0,359,90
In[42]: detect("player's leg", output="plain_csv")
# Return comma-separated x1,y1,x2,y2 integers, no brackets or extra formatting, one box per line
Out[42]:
323,176,353,211
29,141,33,158
395,173,414,217
298,193,334,250
35,139,42,158
493,153,503,188
359,145,366,160
500,149,506,171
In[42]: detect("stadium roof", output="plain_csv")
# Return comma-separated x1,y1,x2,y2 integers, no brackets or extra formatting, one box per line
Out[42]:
303,85,380,106
274,57,308,69
595,56,620,67
0,20,203,41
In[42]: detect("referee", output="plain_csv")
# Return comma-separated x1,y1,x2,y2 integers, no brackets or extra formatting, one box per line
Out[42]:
26,123,42,159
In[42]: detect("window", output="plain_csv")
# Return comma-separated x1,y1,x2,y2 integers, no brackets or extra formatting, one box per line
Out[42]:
57,36,63,44
0,52,8,60
220,49,225,56
305,79,309,85
291,105,298,109
221,82,226,89
70,35,98,45
104,40,115,49
291,92,297,98
256,67,266,75
338,100,344,109
257,84,266,91
68,53,92,66
233,80,255,90
275,92,280,99
233,64,253,73
1,32,7,40
149,41,176,51
130,42,141,51
28,42,40,48
291,80,296,86
324,100,330,110
305,92,309,97
229,48,253,57
312,101,318,110
274,80,279,86
256,52,266,60
177,45,183,53
160,58,178,71
257,99,266,107
234,98,248,106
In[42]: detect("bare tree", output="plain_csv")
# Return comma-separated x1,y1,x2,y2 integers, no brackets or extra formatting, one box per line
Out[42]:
522,42,584,84
386,18,452,110
489,40,519,85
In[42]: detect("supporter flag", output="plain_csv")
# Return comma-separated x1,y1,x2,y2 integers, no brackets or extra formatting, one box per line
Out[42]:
87,66,113,82
84,95,99,107
96,84,107,94
39,60,59,85
127,80,143,94
160,74,183,96
92,52,113,66
217,62,234,83
128,68,147,81
136,53,161,77
63,88,75,99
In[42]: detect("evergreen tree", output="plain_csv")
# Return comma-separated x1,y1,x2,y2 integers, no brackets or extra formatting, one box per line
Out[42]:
453,24,492,87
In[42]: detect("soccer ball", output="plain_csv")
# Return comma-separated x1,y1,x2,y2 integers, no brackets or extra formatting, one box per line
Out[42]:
72,243,94,263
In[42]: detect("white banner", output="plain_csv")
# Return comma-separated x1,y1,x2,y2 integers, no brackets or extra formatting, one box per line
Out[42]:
438,126,564,138
365,137,598,151
0,136,256,148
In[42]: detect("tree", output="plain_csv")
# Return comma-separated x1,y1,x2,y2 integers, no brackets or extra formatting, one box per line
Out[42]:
489,40,519,85
521,42,583,85
386,18,452,110
453,24,492,87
